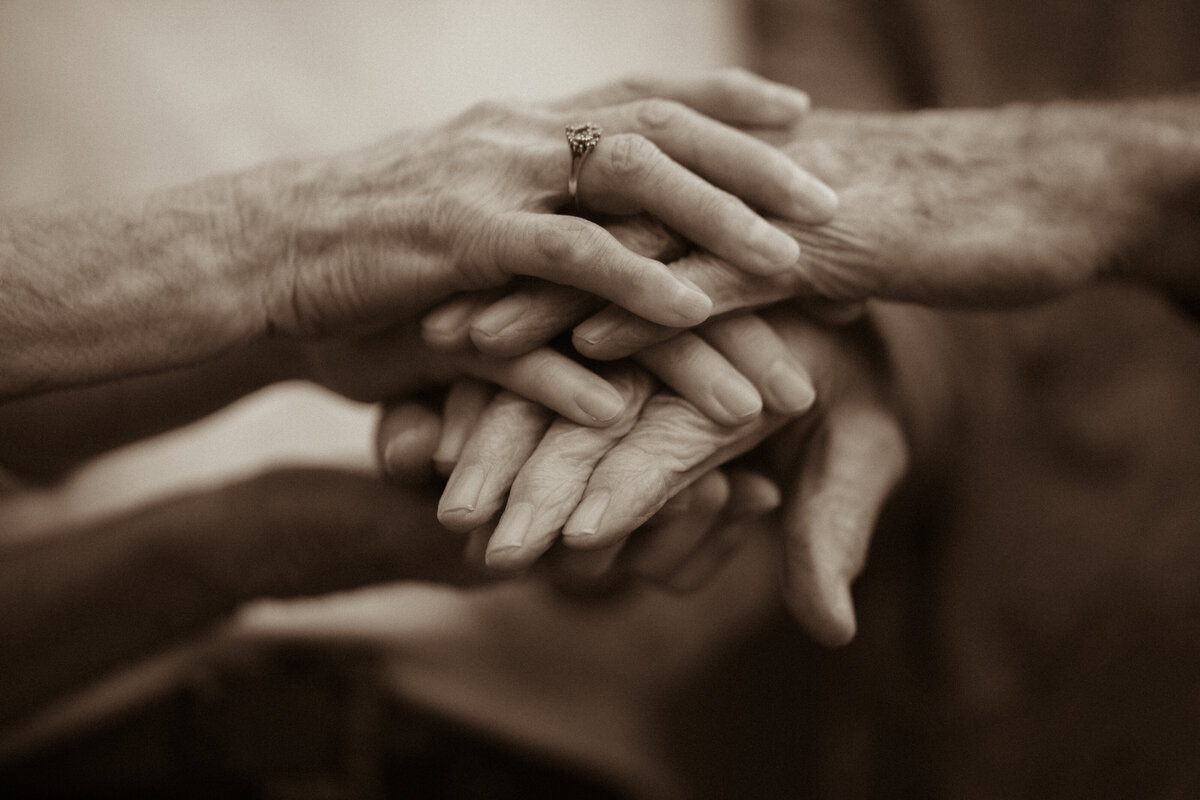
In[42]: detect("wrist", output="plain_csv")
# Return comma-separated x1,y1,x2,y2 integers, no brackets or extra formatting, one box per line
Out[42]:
133,171,279,356
1044,98,1200,303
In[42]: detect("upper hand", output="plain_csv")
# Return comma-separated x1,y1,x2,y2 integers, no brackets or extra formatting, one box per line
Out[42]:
459,103,1174,360
239,69,836,342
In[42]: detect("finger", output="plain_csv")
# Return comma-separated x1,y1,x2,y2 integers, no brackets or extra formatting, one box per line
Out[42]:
377,400,442,483
432,379,494,476
577,131,803,274
468,283,602,357
591,98,837,224
724,468,782,517
484,367,657,572
421,292,503,351
475,212,712,327
782,403,909,647
659,469,780,591
549,67,812,128
574,251,791,360
548,542,626,588
626,470,730,582
452,345,628,427
561,394,788,550
464,526,496,571
701,314,817,416
633,331,764,426
794,298,868,326
665,517,760,593
468,216,681,357
437,391,553,532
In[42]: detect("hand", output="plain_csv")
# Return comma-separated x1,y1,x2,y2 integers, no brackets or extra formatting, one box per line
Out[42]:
375,377,783,592
239,69,836,343
380,305,934,646
415,218,817,427
453,101,1197,360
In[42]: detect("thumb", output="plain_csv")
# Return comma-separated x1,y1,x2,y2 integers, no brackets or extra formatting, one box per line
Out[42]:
781,404,908,646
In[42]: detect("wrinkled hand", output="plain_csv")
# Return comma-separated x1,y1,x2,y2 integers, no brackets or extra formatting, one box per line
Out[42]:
376,372,784,591
454,102,1184,360
237,69,835,347
378,305,933,646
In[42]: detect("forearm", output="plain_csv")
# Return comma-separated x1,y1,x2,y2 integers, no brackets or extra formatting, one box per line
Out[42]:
0,335,298,484
0,174,269,400
1044,96,1200,307
768,96,1200,305
0,470,472,730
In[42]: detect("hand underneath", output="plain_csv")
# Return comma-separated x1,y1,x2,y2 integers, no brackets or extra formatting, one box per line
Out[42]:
378,305,935,647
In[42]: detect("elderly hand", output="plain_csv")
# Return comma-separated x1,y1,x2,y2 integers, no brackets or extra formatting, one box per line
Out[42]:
375,372,784,592
243,69,835,340
378,305,938,646
260,70,842,423
0,69,836,401
450,99,1200,360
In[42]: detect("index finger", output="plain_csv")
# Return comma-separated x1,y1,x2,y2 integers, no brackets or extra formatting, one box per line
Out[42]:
475,212,712,328
561,393,788,550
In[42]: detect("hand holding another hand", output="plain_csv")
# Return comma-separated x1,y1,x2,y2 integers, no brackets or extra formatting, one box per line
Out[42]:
378,306,930,646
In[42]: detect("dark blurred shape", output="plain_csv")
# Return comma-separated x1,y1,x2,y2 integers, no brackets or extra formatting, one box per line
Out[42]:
0,641,628,800
749,0,1200,108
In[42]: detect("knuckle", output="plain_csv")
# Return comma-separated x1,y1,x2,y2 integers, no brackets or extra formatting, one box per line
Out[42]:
633,98,685,132
534,217,604,265
606,133,662,178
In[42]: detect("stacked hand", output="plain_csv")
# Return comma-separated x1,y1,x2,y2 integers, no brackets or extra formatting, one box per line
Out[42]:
373,97,1200,644
378,306,920,647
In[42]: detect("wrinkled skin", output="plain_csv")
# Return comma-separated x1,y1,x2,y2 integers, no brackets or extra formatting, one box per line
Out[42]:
240,69,834,345
380,304,935,646
447,100,1200,361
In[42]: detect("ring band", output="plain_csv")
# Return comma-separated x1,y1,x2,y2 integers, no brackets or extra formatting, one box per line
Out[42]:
565,122,603,207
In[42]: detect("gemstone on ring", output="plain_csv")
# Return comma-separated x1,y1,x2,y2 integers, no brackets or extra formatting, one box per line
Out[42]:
566,122,603,155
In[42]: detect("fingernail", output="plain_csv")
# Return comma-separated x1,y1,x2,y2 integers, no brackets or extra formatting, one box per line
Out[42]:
438,464,487,516
711,375,762,422
748,220,800,270
669,280,712,325
421,304,475,349
573,316,619,346
471,296,529,340
485,502,535,568
563,490,611,540
791,174,839,222
574,383,625,424
766,360,816,414
768,85,811,114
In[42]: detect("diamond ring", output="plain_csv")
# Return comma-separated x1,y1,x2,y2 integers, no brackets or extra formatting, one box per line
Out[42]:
565,122,603,208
